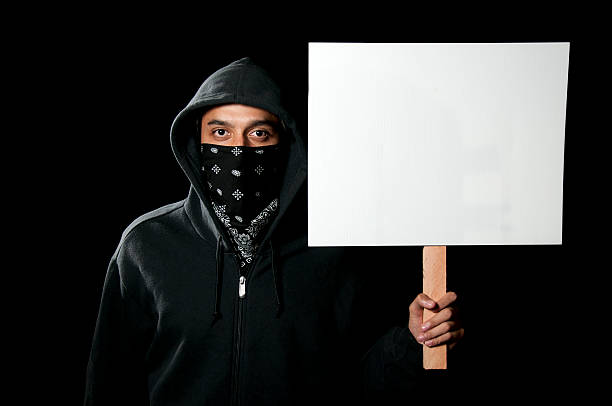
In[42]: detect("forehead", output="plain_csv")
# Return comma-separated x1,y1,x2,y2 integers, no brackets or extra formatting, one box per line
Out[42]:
201,104,278,123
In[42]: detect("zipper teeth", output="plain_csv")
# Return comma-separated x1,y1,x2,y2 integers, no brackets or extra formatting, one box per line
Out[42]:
230,250,260,405
232,300,243,405
232,257,246,406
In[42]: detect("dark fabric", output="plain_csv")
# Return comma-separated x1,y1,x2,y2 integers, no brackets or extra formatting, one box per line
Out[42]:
84,57,423,406
200,143,282,229
201,142,282,270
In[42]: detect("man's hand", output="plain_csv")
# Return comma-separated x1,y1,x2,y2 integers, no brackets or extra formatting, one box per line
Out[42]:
408,292,464,349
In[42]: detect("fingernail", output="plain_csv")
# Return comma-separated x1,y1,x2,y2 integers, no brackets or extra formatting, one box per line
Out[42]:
417,335,425,342
425,340,433,347
421,323,430,331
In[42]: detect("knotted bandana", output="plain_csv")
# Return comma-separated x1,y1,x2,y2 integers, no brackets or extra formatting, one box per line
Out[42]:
200,143,282,268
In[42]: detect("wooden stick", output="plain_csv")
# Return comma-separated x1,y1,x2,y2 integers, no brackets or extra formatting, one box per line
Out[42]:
422,246,447,369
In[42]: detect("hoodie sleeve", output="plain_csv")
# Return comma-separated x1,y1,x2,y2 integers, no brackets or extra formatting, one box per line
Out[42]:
342,246,425,402
359,325,424,400
84,252,155,406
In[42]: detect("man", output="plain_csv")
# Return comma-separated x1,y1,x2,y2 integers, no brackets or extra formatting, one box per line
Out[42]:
84,57,464,405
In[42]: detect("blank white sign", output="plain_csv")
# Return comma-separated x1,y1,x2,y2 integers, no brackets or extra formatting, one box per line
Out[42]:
308,42,568,246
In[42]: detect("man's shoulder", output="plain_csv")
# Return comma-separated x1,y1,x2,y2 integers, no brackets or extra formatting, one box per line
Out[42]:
119,199,186,246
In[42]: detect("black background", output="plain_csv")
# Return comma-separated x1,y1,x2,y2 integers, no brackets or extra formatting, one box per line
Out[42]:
15,8,602,404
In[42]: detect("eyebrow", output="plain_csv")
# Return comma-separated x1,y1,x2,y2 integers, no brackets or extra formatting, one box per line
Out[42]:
246,119,279,129
207,119,231,126
206,119,279,129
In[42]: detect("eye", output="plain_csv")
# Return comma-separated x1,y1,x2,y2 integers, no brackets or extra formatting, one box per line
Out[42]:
213,129,228,136
251,130,269,138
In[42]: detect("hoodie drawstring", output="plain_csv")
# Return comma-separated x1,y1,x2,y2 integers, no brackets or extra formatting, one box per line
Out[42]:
270,239,283,318
212,235,224,325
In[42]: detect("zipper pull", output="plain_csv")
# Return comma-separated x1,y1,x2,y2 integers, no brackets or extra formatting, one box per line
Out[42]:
239,275,246,298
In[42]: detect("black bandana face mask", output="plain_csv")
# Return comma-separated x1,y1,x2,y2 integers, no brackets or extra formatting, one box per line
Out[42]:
200,143,282,229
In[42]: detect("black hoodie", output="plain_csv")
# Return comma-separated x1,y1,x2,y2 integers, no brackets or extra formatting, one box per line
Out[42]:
84,57,424,406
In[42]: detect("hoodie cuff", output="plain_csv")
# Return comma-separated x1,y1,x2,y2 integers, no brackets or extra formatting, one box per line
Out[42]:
383,326,424,385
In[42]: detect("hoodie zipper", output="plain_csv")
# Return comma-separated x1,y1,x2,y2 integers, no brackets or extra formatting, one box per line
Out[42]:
229,244,270,405
239,275,246,298
231,261,248,406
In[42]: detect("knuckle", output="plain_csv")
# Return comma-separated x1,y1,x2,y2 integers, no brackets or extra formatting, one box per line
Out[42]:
435,334,447,346
452,329,464,340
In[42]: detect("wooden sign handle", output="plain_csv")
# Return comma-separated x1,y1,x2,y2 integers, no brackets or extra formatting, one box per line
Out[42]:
423,246,447,369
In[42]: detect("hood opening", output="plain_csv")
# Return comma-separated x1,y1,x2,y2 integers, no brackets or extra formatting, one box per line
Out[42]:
169,58,308,316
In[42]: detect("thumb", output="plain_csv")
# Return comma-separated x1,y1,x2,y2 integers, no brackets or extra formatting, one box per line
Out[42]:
408,293,437,333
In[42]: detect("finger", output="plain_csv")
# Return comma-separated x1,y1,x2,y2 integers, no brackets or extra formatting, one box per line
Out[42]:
424,328,464,348
408,293,438,333
421,306,457,331
410,293,437,311
409,293,436,321
416,320,457,344
433,291,458,312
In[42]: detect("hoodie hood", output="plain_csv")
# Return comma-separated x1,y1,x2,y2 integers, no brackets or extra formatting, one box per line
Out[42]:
170,57,307,247
85,58,424,405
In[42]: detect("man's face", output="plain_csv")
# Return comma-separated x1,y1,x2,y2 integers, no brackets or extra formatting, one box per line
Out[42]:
200,104,281,146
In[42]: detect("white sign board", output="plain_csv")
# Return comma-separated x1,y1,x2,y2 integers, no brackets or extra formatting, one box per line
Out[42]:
308,42,569,246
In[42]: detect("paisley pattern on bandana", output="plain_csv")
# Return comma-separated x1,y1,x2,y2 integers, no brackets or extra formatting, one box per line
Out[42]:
212,199,279,268
201,143,282,269
201,143,281,228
